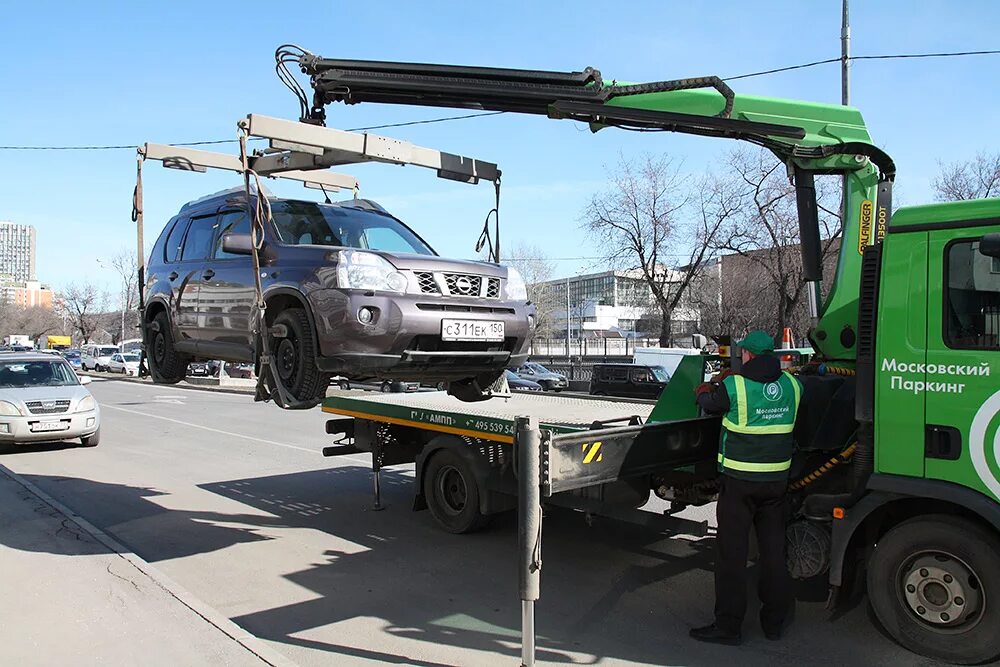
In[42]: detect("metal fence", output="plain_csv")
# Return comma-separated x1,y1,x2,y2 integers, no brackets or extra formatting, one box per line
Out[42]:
528,338,662,358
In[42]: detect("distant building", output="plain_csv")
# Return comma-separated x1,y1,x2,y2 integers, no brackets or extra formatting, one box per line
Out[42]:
0,222,36,283
0,280,53,309
538,265,715,343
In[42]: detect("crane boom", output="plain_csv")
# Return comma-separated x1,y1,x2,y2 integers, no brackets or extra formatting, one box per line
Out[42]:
286,49,896,361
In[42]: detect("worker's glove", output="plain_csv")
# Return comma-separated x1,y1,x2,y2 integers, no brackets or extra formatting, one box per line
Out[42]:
711,368,733,383
694,382,715,396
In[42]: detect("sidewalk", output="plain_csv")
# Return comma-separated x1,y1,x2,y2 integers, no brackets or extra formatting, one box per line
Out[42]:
0,467,290,667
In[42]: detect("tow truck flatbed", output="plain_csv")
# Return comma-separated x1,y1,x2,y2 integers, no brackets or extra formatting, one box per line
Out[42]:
320,390,657,443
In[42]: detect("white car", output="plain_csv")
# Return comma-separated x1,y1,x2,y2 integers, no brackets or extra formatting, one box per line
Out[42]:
80,345,119,372
107,352,141,376
0,352,101,449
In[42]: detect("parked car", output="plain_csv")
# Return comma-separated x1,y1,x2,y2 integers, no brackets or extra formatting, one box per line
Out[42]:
381,380,420,393
589,363,671,399
505,369,542,391
511,362,568,391
220,362,253,379
61,349,82,369
108,352,141,376
80,344,120,372
187,361,213,377
142,190,535,404
0,352,101,449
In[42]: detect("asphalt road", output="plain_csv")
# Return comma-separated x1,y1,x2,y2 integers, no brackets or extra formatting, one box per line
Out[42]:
1,378,944,667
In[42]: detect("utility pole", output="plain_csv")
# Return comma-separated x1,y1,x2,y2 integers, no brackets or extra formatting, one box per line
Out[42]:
565,276,571,357
841,0,851,105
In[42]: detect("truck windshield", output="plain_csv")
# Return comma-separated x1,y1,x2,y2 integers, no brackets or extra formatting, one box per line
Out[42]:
0,360,79,387
270,200,434,255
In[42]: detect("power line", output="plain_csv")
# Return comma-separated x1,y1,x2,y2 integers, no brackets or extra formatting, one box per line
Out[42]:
2,48,999,151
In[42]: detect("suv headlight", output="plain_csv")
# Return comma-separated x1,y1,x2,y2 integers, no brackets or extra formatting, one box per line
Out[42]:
337,250,408,293
0,400,24,416
77,395,96,412
505,267,528,301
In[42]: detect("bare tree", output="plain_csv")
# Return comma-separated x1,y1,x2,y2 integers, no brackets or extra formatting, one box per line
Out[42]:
6,306,61,344
933,152,1000,201
503,242,560,338
583,154,736,346
61,282,106,344
711,148,842,337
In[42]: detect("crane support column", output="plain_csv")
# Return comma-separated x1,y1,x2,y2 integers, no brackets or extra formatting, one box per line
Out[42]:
516,416,542,667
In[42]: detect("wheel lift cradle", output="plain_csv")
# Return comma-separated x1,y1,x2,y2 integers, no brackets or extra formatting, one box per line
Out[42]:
320,357,718,666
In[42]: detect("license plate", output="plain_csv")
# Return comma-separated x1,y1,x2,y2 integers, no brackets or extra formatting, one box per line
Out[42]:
441,319,505,342
31,421,68,433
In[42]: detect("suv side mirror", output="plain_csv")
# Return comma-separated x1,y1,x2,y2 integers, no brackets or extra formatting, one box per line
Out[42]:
980,233,1000,258
222,233,255,256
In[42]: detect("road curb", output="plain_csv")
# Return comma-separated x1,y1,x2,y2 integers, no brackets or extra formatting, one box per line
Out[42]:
0,463,297,667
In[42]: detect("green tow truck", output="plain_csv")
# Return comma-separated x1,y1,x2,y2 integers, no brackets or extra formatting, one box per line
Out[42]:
288,50,1000,664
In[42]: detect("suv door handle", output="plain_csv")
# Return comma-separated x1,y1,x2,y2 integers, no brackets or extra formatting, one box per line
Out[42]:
168,271,178,281
202,269,215,281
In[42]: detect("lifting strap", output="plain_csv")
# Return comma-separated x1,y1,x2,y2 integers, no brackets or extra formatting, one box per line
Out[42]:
237,129,315,410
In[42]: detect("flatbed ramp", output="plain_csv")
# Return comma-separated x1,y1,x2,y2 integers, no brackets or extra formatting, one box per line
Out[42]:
321,391,655,443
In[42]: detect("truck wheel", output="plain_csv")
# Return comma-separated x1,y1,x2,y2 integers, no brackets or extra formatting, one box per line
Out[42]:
867,515,1000,665
266,308,331,404
80,428,100,447
148,311,188,384
423,449,490,534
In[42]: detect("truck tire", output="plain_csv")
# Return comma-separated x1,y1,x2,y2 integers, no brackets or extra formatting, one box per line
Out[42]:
80,428,100,447
423,448,490,534
148,311,188,384
266,308,331,404
867,515,1000,665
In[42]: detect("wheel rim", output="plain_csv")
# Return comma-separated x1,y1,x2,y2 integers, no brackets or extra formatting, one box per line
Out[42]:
153,332,166,367
897,550,984,632
435,465,468,517
275,337,298,382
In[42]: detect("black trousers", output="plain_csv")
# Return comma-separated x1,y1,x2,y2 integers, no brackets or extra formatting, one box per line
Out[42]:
713,474,793,634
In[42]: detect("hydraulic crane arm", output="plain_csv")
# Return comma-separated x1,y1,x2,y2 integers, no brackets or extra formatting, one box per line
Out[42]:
283,48,896,361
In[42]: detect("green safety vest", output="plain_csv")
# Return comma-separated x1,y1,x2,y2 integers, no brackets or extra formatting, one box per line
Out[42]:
718,371,802,481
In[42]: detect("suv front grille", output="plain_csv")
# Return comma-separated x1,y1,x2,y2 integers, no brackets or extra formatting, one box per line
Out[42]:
413,271,502,299
415,272,440,294
25,400,71,415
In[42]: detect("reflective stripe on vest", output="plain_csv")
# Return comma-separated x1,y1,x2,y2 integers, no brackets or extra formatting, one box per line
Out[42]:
721,372,800,435
717,453,792,473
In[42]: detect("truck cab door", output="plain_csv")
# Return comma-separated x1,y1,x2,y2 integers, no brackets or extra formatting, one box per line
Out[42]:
925,228,1000,497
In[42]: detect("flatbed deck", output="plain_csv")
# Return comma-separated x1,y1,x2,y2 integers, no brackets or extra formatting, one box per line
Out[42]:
321,391,655,443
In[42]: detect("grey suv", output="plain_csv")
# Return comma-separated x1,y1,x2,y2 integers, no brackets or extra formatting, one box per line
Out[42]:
143,188,535,404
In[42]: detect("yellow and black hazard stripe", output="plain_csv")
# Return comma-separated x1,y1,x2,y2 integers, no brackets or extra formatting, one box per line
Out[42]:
581,441,603,464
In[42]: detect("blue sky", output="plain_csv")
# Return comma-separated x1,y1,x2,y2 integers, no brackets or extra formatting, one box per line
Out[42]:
1,0,998,295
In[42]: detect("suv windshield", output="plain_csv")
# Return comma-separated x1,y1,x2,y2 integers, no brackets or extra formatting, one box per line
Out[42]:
270,200,434,255
0,360,79,387
651,366,670,383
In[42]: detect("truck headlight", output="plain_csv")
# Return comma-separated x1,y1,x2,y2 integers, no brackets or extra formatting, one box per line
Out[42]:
505,267,528,301
336,250,407,293
77,395,96,412
0,400,23,416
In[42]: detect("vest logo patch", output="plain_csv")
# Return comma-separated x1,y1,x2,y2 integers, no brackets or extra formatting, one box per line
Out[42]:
763,381,784,402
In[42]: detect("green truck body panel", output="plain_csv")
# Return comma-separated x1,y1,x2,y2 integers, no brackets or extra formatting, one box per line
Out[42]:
877,201,1000,500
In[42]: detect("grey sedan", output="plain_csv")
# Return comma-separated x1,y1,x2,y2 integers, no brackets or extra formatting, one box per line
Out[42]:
0,353,101,449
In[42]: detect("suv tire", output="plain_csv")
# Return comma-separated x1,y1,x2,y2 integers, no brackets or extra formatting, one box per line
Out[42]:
148,311,189,384
265,308,330,404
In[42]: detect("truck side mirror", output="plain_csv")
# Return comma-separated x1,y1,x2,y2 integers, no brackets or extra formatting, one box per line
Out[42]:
980,233,1000,258
222,233,255,256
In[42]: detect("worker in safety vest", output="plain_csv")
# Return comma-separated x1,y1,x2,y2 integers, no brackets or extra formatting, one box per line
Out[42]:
689,330,802,646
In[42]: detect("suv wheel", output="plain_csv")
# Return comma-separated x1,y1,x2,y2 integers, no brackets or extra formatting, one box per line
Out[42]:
148,311,189,384
265,308,331,404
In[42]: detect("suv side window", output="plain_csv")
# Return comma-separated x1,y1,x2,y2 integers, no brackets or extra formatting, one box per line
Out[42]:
944,239,1000,350
164,217,190,263
215,209,251,259
631,368,652,383
609,367,628,383
181,215,220,262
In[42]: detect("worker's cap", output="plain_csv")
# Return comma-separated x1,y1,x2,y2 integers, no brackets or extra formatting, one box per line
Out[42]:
736,330,775,355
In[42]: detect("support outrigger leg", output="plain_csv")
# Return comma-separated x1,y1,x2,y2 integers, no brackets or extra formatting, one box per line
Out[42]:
516,416,542,667
371,437,385,512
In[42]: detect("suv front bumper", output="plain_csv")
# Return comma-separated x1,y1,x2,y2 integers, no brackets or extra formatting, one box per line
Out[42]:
308,288,534,381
